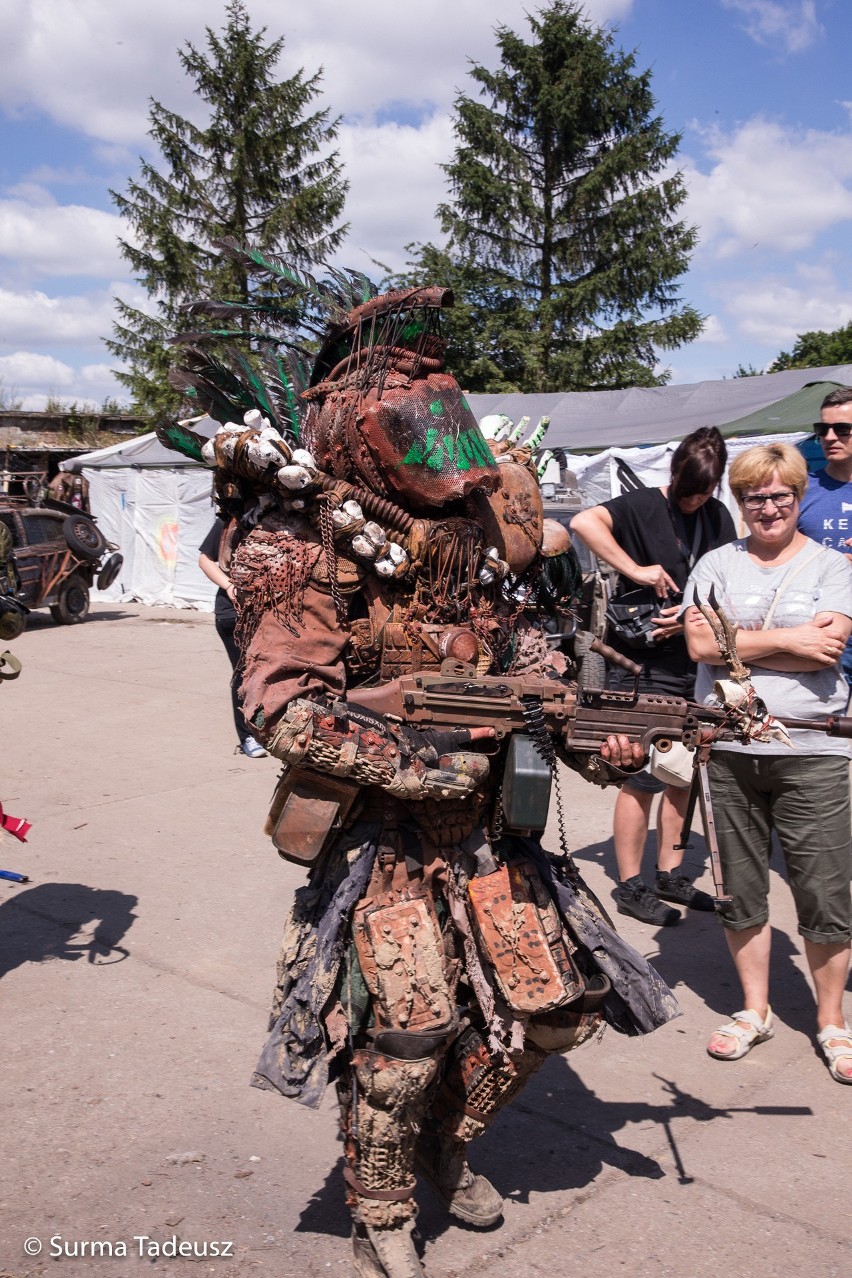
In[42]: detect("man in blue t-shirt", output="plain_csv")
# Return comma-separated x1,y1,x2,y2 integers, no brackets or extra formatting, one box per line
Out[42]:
798,386,852,686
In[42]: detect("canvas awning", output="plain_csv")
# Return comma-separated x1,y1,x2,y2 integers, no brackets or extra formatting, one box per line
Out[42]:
466,363,852,452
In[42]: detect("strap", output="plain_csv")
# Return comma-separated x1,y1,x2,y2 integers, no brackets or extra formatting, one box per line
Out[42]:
0,650,22,681
666,495,705,573
761,544,825,630
343,1166,416,1202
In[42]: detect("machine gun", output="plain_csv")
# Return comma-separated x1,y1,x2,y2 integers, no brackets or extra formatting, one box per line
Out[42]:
354,643,852,761
355,635,852,903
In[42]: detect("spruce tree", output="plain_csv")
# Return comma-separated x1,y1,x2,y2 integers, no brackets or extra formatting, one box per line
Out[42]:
399,1,701,393
107,0,348,419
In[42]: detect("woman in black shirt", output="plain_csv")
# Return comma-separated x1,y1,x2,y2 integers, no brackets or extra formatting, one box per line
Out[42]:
570,427,736,926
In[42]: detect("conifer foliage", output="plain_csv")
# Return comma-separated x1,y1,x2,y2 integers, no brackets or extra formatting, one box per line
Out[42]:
107,1,348,418
400,1,701,393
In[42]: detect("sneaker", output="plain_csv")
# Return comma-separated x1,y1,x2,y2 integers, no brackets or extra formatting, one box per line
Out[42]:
240,735,268,759
655,870,716,912
616,877,680,927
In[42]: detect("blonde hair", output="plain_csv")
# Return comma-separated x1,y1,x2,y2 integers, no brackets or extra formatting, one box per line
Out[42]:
728,442,807,503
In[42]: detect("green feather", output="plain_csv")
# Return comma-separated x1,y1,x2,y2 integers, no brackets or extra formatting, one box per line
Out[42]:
155,421,208,463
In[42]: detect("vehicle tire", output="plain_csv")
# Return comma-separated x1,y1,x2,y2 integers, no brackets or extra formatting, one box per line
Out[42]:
97,551,123,591
574,629,608,691
63,514,106,562
50,574,90,624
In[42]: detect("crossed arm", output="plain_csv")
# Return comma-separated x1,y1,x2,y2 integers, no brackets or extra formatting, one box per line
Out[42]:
684,607,852,672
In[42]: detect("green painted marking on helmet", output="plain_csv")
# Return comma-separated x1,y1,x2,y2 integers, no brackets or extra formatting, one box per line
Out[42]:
429,399,445,416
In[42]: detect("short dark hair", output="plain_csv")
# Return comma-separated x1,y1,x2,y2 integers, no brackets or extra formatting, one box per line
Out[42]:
669,426,728,503
820,386,852,410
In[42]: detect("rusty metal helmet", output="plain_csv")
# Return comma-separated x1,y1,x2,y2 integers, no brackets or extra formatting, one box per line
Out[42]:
302,286,499,513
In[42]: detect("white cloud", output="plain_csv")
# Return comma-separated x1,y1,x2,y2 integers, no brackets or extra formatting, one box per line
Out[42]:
0,350,76,389
693,314,728,344
0,198,127,279
721,1,822,54
723,273,852,347
0,1,633,145
0,351,125,409
683,117,852,257
335,116,455,274
0,286,125,347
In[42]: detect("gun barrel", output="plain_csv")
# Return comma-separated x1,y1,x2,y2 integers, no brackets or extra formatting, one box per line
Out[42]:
779,714,852,737
507,415,531,444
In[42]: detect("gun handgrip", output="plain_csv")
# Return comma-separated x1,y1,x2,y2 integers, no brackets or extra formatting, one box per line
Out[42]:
589,637,642,677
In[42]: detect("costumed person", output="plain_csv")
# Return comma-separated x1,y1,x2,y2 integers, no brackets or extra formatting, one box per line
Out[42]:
158,245,681,1278
570,429,737,927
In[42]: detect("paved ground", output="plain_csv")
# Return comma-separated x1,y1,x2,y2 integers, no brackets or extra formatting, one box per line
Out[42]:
1,603,850,1278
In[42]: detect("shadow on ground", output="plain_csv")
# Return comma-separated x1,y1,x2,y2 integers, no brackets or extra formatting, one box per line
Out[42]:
0,881,138,979
294,1051,811,1246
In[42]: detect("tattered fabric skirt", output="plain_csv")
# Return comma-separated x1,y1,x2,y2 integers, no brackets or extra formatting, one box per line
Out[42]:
251,822,679,1110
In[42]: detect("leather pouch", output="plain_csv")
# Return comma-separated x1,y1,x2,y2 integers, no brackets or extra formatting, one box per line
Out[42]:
467,860,584,1015
265,765,361,865
352,885,454,1033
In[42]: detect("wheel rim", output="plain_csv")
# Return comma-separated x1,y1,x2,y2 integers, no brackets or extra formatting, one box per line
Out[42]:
74,522,99,550
67,585,87,615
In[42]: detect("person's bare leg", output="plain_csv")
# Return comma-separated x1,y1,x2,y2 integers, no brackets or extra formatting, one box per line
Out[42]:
707,923,771,1056
612,784,655,882
804,938,852,1080
656,784,692,874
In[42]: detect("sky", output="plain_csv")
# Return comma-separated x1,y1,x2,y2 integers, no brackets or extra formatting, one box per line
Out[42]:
1,0,851,410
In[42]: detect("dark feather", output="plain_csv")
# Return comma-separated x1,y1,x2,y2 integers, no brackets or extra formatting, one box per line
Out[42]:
260,350,304,442
155,420,209,463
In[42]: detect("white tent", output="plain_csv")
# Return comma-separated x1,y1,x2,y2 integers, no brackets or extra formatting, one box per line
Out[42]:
63,363,852,609
60,422,219,609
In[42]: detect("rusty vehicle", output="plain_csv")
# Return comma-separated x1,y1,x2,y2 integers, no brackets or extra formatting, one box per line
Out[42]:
0,497,122,626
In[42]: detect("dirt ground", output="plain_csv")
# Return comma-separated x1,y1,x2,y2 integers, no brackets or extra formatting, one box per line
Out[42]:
1,603,850,1278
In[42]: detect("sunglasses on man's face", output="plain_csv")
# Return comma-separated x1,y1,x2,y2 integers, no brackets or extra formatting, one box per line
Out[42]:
813,421,852,439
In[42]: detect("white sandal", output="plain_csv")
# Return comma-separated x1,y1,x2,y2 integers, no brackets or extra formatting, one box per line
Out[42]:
707,1007,774,1061
816,1023,852,1084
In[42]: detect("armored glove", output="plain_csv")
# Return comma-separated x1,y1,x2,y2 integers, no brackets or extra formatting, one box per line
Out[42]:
266,699,490,799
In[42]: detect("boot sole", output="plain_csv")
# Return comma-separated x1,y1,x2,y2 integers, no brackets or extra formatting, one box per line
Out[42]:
616,900,680,926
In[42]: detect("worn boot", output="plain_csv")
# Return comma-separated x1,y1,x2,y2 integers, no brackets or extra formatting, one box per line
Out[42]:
414,1124,503,1227
351,1220,424,1278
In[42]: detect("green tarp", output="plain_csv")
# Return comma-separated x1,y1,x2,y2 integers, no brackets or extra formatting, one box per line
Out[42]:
716,380,846,438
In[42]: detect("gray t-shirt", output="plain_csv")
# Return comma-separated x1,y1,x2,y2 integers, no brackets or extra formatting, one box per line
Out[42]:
684,539,852,756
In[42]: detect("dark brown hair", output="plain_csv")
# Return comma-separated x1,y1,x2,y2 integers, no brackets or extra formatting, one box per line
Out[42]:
669,426,728,504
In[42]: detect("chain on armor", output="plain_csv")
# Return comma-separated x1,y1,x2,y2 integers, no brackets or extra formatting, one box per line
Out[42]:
522,694,573,863
317,494,348,624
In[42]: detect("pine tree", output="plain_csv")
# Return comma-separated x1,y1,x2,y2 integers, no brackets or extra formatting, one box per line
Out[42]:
107,1,348,419
398,1,701,393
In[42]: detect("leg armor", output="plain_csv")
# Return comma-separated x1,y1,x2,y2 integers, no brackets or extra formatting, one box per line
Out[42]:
338,1047,439,1228
428,1024,547,1143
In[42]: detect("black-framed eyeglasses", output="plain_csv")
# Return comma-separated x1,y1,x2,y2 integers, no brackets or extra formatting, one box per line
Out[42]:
813,422,852,439
741,491,797,511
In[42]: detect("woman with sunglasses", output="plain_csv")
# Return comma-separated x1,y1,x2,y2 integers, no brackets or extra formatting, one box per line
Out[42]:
799,386,852,689
683,442,852,1083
